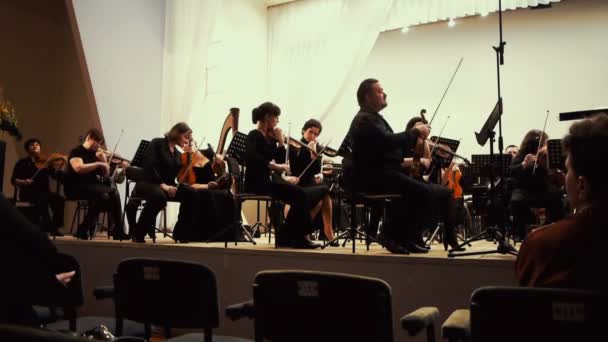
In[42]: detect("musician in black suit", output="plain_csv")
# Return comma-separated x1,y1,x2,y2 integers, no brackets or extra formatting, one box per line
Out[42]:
343,78,464,253
128,122,197,243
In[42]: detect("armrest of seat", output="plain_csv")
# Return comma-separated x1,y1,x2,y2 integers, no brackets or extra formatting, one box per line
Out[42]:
442,309,471,342
400,306,439,336
93,286,115,300
225,300,255,321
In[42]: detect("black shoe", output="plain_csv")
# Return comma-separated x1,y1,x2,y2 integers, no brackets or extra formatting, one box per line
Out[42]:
405,241,430,254
381,238,409,255
74,230,89,240
444,233,465,252
111,231,130,241
52,231,64,237
132,237,146,243
326,240,340,247
291,238,321,249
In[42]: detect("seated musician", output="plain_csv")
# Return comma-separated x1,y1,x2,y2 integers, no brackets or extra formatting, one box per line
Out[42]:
11,138,65,235
509,130,565,240
173,145,234,242
128,123,197,243
288,119,336,243
244,102,324,249
343,78,463,254
505,144,519,159
516,114,608,292
65,129,124,240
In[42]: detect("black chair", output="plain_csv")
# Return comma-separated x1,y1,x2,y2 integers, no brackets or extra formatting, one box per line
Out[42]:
43,253,145,338
401,307,440,342
223,157,266,247
0,324,145,342
0,324,98,342
324,174,403,253
226,270,396,342
122,166,172,242
442,286,608,342
95,258,249,342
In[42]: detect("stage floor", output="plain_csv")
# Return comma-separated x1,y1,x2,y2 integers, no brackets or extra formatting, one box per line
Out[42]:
54,233,518,261
54,234,518,339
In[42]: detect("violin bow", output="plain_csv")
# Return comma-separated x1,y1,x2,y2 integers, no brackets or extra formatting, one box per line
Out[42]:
532,110,550,175
429,57,463,126
429,116,451,157
297,138,333,181
107,129,125,165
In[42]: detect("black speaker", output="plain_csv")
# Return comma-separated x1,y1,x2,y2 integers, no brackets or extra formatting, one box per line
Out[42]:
0,140,5,193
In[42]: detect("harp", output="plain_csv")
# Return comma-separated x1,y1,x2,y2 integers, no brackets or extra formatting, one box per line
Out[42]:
217,107,240,154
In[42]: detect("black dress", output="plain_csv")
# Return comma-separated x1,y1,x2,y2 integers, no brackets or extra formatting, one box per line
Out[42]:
244,129,325,244
173,164,235,242
288,138,330,235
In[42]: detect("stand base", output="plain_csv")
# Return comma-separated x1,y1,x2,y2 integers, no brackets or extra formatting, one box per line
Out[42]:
448,227,518,257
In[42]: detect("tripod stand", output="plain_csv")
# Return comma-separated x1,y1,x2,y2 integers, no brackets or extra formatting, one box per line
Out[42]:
449,0,517,257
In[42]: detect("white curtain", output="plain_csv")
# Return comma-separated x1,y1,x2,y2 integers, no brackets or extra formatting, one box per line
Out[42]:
383,0,561,31
268,0,395,125
160,0,221,228
161,0,221,131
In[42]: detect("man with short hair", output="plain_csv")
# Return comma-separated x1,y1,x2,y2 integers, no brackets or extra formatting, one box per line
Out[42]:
65,129,124,240
516,114,608,292
11,138,65,235
344,78,463,253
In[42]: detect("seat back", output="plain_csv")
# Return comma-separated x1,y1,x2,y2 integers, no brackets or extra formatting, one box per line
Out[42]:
253,270,393,342
125,166,146,183
470,286,607,342
114,258,219,330
226,157,243,194
31,253,84,330
0,324,93,342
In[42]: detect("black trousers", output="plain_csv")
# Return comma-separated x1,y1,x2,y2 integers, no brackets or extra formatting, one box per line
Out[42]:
65,183,122,233
21,191,64,233
129,182,196,240
357,169,456,244
253,182,327,242
510,187,565,238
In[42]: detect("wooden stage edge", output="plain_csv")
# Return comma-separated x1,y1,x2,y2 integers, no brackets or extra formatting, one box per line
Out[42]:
55,235,518,339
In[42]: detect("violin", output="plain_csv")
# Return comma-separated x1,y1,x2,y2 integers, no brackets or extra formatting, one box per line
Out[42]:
410,110,431,180
202,144,229,189
177,137,199,185
35,153,67,170
535,145,566,187
31,152,68,180
444,164,464,199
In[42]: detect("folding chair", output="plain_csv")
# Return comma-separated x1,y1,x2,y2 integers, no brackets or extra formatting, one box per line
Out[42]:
95,258,249,342
442,286,607,342
43,253,145,338
227,270,396,342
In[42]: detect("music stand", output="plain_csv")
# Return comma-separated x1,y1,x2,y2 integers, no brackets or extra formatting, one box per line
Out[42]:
131,140,150,168
226,131,248,162
547,139,565,170
449,98,517,257
207,131,256,246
